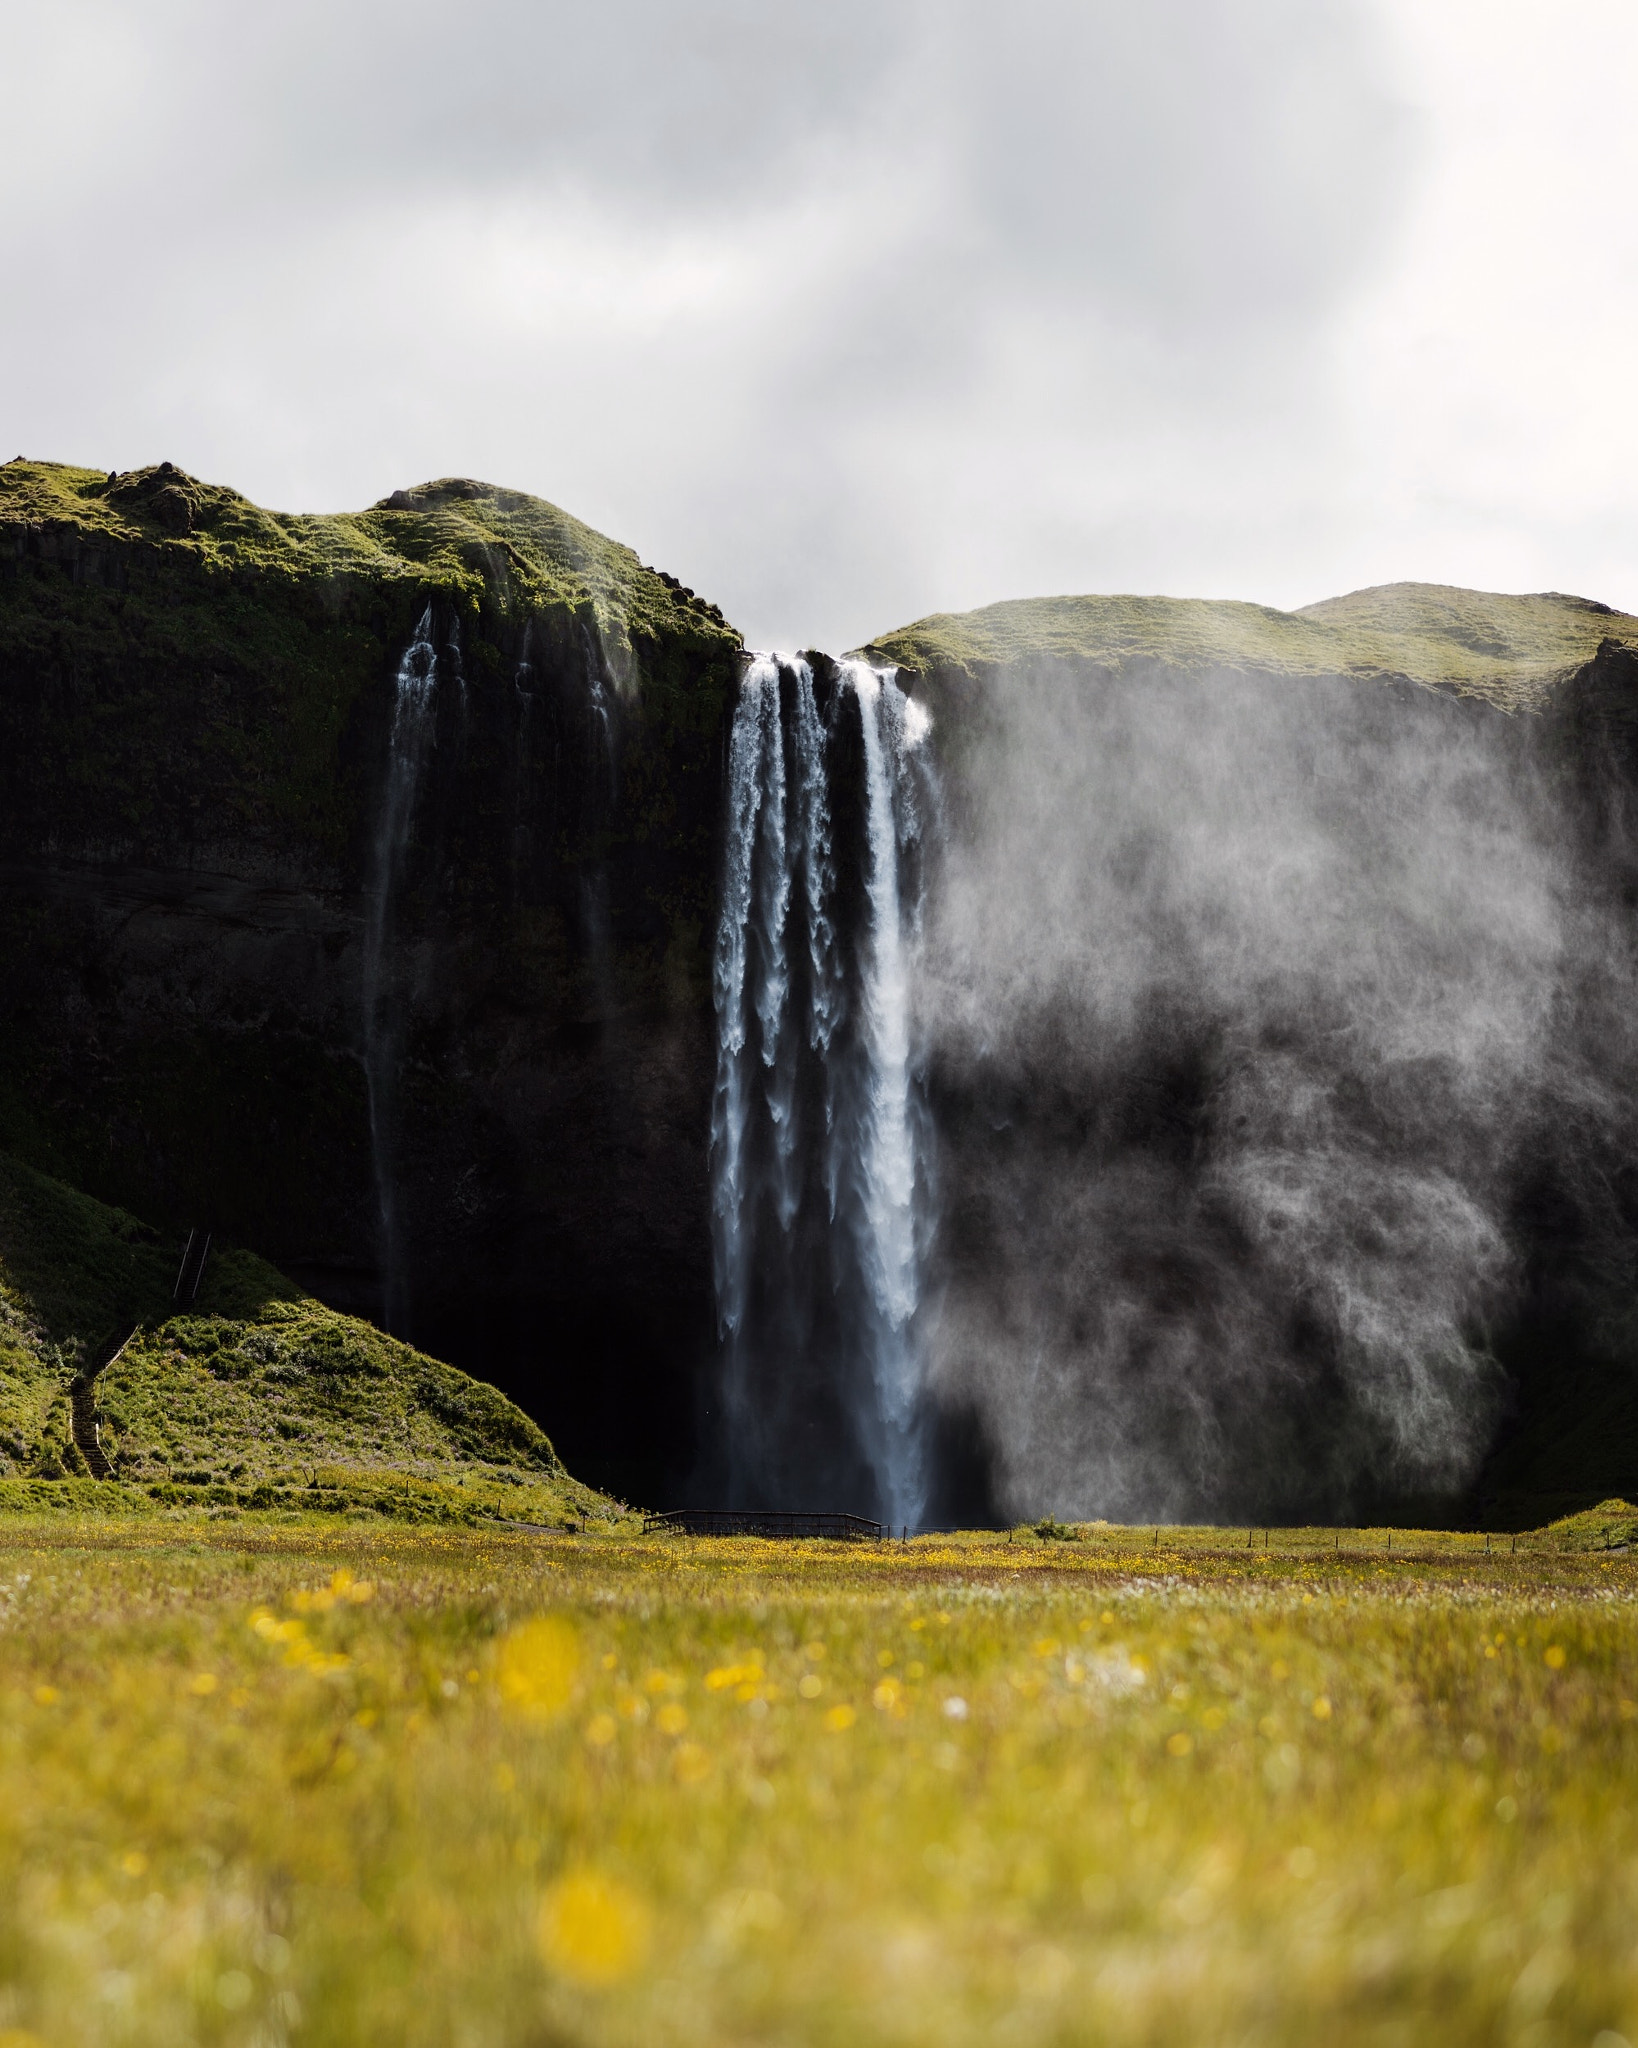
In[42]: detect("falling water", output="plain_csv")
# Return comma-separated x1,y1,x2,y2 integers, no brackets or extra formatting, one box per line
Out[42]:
710,656,779,1350
709,652,934,1525
361,605,440,1333
577,626,621,1026
844,659,924,1519
583,624,617,803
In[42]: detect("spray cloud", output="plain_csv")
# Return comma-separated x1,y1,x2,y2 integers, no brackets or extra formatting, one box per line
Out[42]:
915,654,1624,1523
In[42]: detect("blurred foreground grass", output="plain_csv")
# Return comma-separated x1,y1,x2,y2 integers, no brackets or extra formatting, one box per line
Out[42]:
1,1517,1637,2047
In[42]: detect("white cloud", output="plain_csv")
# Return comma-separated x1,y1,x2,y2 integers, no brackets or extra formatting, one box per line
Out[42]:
4,0,1633,648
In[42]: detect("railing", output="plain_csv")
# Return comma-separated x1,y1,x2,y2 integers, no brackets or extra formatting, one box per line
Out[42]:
643,1509,887,1541
174,1229,212,1306
68,1323,140,1481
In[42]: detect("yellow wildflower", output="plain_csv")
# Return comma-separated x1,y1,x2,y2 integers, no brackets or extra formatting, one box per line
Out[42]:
496,1617,580,1716
673,1742,711,1784
705,1660,763,1690
538,1870,650,1987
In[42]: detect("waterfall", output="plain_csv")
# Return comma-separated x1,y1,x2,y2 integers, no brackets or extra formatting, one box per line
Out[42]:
578,625,620,1025
844,659,924,1520
710,656,778,1349
362,604,440,1334
709,652,934,1526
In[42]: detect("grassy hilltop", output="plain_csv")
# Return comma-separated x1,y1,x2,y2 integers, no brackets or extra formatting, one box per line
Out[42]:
0,1147,619,1528
1,456,736,675
865,581,1638,713
0,453,741,880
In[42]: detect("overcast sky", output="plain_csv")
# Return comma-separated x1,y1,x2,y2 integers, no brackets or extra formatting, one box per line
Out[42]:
6,1,1637,650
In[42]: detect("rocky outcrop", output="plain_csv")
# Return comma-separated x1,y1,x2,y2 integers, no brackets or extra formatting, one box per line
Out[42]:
0,460,741,1502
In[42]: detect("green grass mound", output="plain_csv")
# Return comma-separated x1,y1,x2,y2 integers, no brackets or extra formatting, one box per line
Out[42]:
1541,1498,1638,1549
864,582,1638,712
0,1466,607,1527
0,1148,619,1527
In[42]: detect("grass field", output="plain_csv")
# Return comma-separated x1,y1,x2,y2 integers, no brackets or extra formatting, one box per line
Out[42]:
2,1516,1637,2048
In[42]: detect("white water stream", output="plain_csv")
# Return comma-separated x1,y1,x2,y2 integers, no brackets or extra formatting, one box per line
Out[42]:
362,605,440,1333
710,653,933,1525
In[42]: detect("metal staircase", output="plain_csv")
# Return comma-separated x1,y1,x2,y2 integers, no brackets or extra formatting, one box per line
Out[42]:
68,1325,137,1481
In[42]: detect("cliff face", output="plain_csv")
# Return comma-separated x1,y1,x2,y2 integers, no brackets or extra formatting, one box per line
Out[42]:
865,590,1638,1528
0,460,742,1501
9,453,1638,1527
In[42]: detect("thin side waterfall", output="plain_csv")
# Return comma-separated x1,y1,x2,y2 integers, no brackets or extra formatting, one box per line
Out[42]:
362,605,440,1334
709,652,934,1525
578,627,620,1024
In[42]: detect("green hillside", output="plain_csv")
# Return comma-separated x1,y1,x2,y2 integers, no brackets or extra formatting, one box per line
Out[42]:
865,581,1638,713
0,456,741,878
1,456,735,677
0,1148,619,1526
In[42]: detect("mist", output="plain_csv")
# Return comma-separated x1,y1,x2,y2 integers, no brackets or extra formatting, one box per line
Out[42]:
916,658,1638,1523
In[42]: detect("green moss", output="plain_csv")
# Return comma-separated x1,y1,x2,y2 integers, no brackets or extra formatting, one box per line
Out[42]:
0,459,739,670
864,583,1638,712
0,457,743,875
1539,1499,1638,1549
0,1147,618,1524
0,1148,175,1348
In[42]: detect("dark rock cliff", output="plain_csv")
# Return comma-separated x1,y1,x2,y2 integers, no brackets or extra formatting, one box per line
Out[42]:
10,452,1638,1527
0,460,741,1502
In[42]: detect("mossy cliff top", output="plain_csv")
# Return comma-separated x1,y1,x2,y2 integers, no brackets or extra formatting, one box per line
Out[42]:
1,457,738,677
1,455,744,913
0,1147,619,1526
864,583,1638,713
